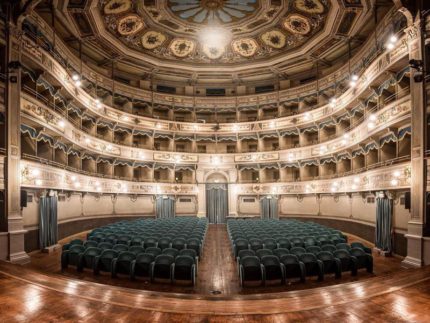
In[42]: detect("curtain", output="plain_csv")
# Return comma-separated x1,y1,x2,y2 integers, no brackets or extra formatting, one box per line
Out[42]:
260,196,278,219
206,184,228,224
155,196,175,219
39,195,58,249
375,197,393,252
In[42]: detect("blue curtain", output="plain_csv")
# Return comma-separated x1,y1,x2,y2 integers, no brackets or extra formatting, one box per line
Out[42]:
39,195,58,249
155,196,175,218
206,184,228,224
375,197,393,252
260,196,278,219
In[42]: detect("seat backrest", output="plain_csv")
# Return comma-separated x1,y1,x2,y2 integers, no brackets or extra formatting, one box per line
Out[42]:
321,244,336,252
241,256,261,268
84,247,102,257
261,255,281,267
98,242,114,250
100,249,119,259
129,246,145,255
117,251,136,262
69,245,85,254
113,244,129,252
299,253,318,263
145,247,162,256
175,255,194,267
317,251,334,261
277,238,291,249
336,243,351,251
306,246,321,254
238,249,255,259
178,248,197,258
234,238,248,247
154,254,175,265
84,240,98,248
290,247,306,256
351,242,366,250
136,253,155,264
273,248,289,258
256,249,273,258
172,238,186,247
163,248,179,258
350,247,366,257
333,249,350,259
70,239,84,246
280,254,299,265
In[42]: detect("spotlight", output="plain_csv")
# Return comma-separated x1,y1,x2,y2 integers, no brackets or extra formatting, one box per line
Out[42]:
389,35,398,43
58,120,65,128
71,175,77,181
72,74,80,81
351,74,359,81
75,80,82,87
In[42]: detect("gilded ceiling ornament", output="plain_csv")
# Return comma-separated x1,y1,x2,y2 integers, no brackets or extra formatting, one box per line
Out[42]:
170,38,196,57
202,44,225,59
141,31,167,50
104,0,132,15
168,0,258,24
283,14,311,35
232,38,258,57
260,30,286,49
294,0,325,14
117,14,144,36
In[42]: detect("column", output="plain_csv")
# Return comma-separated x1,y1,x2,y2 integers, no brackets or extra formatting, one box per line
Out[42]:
402,16,429,267
1,19,29,263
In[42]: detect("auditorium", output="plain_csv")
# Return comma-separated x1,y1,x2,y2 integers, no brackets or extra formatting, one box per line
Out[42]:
1,0,430,321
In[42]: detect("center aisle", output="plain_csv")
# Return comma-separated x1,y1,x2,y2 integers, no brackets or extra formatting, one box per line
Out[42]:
198,224,239,295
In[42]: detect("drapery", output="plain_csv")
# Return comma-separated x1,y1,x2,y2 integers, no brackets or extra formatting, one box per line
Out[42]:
39,195,58,249
206,184,228,224
375,196,393,252
155,196,175,218
260,196,278,219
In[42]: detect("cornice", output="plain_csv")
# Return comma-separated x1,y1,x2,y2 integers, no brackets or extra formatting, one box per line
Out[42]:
20,160,410,195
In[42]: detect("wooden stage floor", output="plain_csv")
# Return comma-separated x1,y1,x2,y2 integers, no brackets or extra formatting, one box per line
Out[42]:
0,225,429,321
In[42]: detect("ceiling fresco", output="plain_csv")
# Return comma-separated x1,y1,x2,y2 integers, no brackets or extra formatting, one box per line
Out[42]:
99,0,332,63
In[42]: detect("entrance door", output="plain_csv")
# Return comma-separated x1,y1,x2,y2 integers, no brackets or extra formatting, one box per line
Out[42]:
206,183,228,224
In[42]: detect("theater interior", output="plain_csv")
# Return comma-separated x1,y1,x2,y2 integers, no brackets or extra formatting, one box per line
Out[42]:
1,0,430,321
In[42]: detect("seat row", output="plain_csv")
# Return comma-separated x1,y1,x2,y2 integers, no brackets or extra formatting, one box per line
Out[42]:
238,247,373,287
61,245,199,285
231,236,351,257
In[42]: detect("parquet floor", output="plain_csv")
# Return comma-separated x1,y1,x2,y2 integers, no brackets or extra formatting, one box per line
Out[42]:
1,224,429,322
26,224,403,295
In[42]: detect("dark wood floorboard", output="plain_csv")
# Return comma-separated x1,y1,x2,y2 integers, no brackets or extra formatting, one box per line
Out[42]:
25,224,404,295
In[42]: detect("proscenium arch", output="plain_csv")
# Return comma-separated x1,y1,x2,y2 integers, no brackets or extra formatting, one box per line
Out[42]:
204,171,230,183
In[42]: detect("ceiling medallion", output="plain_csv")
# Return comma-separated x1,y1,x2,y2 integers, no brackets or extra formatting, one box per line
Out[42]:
202,44,225,59
260,30,286,49
142,31,167,50
104,0,132,15
283,14,311,35
168,0,258,24
232,38,258,57
117,14,144,36
170,38,196,57
294,0,325,14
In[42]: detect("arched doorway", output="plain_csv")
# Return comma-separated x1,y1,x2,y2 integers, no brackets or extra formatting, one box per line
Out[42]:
205,172,229,224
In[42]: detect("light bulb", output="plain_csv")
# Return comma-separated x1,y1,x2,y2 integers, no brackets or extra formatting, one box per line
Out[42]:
391,179,398,186
353,177,360,184
389,35,398,43
35,179,43,186
72,74,80,81
71,175,77,181
75,80,82,87
369,114,376,121
31,169,40,176
351,74,358,81
368,122,375,129
393,170,401,177
58,120,65,128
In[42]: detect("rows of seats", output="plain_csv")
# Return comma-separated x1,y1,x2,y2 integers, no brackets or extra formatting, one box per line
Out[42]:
61,217,207,285
227,219,373,287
